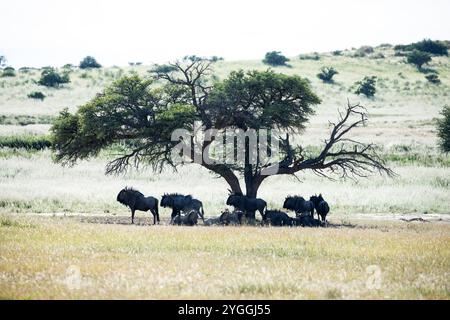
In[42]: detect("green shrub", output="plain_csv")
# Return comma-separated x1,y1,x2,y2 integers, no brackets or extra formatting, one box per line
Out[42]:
395,39,448,56
27,91,46,100
299,53,320,60
0,135,52,150
437,105,450,153
425,74,441,84
79,56,101,69
1,67,16,77
354,76,377,97
317,66,338,83
332,50,342,56
263,51,289,66
38,68,70,87
406,50,432,69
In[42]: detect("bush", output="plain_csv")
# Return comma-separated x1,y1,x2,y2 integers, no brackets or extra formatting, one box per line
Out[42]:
1,67,16,77
425,74,441,84
263,51,289,66
353,46,374,57
37,68,70,87
406,50,432,69
317,66,338,83
79,56,101,69
332,50,342,56
413,39,448,56
395,39,448,56
27,91,46,100
437,105,450,152
299,53,320,60
354,76,377,97
0,135,52,150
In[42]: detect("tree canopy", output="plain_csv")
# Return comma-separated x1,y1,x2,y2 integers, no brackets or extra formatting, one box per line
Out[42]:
52,57,393,198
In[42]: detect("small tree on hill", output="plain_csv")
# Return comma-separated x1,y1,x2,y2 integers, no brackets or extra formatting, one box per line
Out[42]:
437,105,450,153
317,67,338,83
263,51,289,66
407,50,432,70
354,76,377,98
79,56,102,69
38,68,70,87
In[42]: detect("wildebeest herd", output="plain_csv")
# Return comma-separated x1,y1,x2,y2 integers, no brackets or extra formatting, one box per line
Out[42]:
117,188,330,227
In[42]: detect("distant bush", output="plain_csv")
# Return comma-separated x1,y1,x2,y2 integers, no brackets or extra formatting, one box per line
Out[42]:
79,56,101,69
18,67,33,73
332,50,342,56
0,55,6,67
425,74,441,84
38,68,70,87
27,91,46,100
150,64,178,74
371,52,385,59
406,50,432,69
210,56,224,62
1,67,16,77
354,76,377,97
263,51,289,66
353,46,374,57
437,105,450,153
62,64,75,70
299,53,320,60
0,135,52,150
395,39,448,56
317,66,338,83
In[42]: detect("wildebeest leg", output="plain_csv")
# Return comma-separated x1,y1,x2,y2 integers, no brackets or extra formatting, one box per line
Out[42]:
151,209,156,225
131,209,135,224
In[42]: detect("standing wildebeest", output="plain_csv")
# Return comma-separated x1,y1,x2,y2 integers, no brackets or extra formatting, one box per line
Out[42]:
116,187,159,224
160,193,205,222
226,192,267,221
262,210,292,226
310,194,330,222
283,196,314,218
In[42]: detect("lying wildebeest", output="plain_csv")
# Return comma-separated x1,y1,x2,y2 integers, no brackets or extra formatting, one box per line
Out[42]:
116,187,159,224
291,215,323,227
204,209,243,226
172,210,198,226
262,210,292,226
310,194,330,222
160,193,205,222
226,192,266,221
283,196,314,218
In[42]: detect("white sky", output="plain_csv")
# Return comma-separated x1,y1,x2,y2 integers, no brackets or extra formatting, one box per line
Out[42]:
1,0,450,68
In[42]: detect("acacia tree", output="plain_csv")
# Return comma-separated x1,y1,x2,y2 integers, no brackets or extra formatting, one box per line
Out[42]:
52,57,393,199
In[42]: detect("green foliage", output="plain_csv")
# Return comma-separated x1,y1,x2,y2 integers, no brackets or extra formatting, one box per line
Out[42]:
299,53,320,60
37,68,70,87
151,64,178,74
27,91,46,100
317,67,338,83
406,50,432,69
354,76,377,97
0,55,6,67
206,69,320,130
425,74,441,84
395,39,448,56
353,46,374,57
263,51,289,66
1,67,16,77
0,135,52,150
437,105,450,153
332,50,342,56
79,56,101,69
51,75,197,165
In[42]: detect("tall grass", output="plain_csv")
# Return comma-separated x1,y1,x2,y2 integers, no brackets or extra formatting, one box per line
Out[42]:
0,135,52,150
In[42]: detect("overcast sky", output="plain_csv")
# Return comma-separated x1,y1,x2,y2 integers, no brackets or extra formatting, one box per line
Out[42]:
2,0,450,68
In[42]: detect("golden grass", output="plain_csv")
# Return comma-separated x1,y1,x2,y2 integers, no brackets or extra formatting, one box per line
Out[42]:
0,215,448,299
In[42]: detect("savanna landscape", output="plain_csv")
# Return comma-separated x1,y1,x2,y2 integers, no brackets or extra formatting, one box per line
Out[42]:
1,42,449,299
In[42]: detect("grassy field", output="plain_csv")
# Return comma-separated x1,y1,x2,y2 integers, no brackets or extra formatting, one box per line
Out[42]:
0,45,449,299
0,215,449,299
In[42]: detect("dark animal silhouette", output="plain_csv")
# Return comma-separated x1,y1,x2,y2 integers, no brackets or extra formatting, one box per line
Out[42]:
172,209,198,226
283,196,314,218
116,187,159,224
160,193,205,222
262,210,292,226
290,215,322,227
219,209,243,225
226,192,266,220
310,194,330,222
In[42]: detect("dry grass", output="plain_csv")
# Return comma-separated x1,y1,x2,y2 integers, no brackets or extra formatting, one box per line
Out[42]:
0,215,448,299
